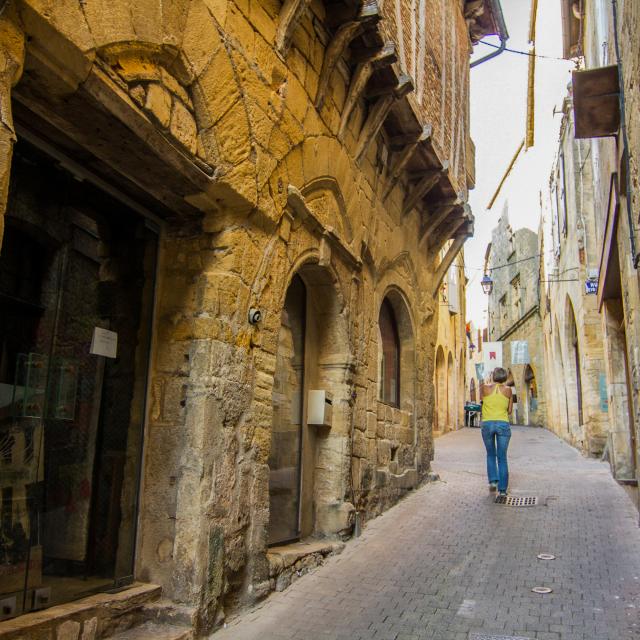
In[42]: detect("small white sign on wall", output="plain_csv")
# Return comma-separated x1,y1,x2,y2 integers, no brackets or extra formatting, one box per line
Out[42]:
90,327,118,359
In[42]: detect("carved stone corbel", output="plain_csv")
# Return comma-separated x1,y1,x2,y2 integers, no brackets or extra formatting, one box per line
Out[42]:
382,124,432,201
315,2,381,110
276,0,313,55
338,42,396,139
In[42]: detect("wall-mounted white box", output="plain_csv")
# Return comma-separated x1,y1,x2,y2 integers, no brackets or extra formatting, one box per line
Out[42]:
308,390,333,427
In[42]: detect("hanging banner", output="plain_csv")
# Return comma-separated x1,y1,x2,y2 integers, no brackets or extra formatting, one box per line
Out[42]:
511,340,530,365
482,342,503,369
475,363,486,381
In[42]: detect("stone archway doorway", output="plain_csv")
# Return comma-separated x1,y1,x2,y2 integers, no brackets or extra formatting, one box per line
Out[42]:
524,364,537,425
268,264,351,545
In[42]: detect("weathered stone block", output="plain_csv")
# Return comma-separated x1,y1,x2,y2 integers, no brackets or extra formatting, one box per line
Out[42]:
144,82,171,129
170,99,198,155
57,620,80,640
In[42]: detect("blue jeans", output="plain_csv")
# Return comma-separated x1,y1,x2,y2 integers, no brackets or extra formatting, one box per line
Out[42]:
481,421,511,492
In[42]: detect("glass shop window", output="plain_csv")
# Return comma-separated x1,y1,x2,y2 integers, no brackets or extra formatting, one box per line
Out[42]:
0,140,157,620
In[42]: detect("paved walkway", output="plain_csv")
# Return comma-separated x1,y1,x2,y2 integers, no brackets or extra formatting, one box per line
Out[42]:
213,427,640,640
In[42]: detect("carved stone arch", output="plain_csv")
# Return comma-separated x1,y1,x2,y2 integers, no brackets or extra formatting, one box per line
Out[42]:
377,283,417,414
301,176,354,244
377,251,420,296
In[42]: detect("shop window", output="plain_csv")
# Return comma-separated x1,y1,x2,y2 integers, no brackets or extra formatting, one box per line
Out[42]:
379,298,400,406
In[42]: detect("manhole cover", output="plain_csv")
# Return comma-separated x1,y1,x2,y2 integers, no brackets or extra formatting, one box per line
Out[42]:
531,586,553,594
537,553,556,560
494,495,538,506
469,635,532,640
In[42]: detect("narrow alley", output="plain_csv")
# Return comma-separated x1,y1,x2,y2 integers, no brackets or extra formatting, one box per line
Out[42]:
214,427,640,640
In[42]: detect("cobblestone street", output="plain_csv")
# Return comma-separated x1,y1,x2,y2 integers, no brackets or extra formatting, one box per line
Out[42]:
213,427,640,640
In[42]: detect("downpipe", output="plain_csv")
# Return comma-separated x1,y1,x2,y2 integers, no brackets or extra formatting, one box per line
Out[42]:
470,0,509,69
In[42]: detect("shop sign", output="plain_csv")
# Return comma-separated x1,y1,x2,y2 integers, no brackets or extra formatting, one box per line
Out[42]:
585,279,598,294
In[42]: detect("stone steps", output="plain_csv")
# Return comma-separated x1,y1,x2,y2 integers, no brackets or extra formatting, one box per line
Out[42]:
105,622,193,640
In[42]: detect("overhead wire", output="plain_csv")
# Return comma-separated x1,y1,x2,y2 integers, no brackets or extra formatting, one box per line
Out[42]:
478,40,569,62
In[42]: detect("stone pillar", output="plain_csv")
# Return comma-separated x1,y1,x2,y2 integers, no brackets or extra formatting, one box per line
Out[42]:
0,5,24,249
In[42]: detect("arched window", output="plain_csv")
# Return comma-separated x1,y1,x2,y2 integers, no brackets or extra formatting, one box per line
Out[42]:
379,298,400,405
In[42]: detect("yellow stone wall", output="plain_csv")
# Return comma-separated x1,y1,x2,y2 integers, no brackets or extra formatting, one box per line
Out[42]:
0,0,475,630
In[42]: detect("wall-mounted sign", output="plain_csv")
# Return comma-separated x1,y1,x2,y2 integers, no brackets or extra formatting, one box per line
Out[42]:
482,341,503,369
511,340,530,365
90,327,118,358
585,279,598,295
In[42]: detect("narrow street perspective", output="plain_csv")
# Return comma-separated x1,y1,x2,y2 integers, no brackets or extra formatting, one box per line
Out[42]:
214,426,640,640
1,0,640,639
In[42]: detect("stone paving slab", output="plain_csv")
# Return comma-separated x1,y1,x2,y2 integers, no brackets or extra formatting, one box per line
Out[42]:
211,427,640,640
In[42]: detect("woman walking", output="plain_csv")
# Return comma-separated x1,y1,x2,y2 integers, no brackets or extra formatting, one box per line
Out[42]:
480,367,513,496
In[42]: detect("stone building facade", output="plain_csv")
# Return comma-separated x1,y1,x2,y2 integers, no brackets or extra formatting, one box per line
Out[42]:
433,250,466,435
0,0,501,637
541,0,640,486
540,92,610,458
487,206,546,427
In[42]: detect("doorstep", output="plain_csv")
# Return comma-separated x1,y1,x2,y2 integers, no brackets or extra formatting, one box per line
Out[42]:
0,583,161,640
267,540,345,592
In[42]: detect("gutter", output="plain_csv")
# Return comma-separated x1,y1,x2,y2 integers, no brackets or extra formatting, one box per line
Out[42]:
470,0,509,69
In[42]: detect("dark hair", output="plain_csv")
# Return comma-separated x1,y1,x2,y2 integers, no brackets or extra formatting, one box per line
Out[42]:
493,367,508,383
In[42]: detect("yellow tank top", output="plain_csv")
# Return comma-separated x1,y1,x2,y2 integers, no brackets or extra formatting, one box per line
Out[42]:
482,384,510,422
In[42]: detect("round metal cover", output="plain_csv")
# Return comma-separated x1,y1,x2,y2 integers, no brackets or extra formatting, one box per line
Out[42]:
537,553,555,560
531,586,553,594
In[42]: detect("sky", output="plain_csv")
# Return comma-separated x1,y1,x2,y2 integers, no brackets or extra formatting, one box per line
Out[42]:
465,0,573,328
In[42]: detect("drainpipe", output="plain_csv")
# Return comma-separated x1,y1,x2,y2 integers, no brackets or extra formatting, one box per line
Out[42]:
470,0,509,69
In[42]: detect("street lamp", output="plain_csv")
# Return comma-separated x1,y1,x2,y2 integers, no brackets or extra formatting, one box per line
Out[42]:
481,273,494,295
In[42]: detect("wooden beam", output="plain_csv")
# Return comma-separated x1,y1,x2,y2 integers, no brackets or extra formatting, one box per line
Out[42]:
402,161,448,216
338,42,396,139
355,94,394,162
382,124,432,201
429,215,467,254
315,2,381,110
419,202,460,246
431,234,467,297
276,0,313,54
355,73,413,162
428,204,473,251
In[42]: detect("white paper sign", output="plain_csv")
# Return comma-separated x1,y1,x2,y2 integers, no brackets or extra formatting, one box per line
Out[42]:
90,327,118,358
511,340,530,365
482,341,503,369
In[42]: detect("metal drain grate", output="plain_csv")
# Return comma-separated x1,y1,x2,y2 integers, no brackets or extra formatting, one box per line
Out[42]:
494,495,538,506
469,635,532,640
